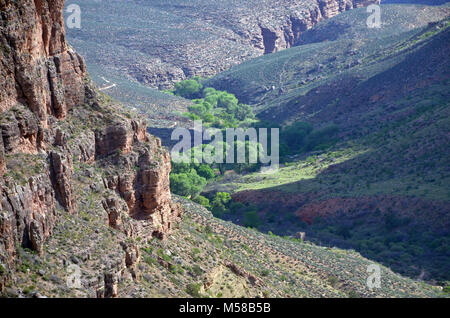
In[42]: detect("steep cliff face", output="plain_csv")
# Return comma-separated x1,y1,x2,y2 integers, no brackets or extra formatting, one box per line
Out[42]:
255,0,379,54
0,0,181,293
0,0,85,123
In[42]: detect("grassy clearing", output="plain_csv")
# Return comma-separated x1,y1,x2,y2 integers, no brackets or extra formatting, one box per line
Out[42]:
208,147,367,194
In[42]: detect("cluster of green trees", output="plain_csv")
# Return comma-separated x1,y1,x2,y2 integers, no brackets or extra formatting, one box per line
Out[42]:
171,78,255,128
168,78,340,230
192,192,261,228
170,142,262,200
169,161,216,199
253,120,339,158
280,122,340,156
172,76,204,99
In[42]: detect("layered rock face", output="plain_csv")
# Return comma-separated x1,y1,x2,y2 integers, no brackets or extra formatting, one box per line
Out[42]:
0,0,181,292
100,128,182,240
0,0,86,122
244,0,379,54
0,0,84,279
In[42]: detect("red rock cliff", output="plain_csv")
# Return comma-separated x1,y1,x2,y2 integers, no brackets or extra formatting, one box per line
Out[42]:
0,0,181,290
0,0,86,124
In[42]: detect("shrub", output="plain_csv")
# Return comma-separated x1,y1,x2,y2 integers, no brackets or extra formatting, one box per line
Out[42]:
186,283,202,297
280,122,313,153
192,265,203,276
157,249,171,262
213,192,232,204
205,224,213,235
243,211,260,228
443,283,450,295
211,192,232,217
170,170,207,198
192,195,210,208
279,122,339,155
197,164,215,180
303,124,339,151
261,269,270,277
228,201,246,214
174,79,203,99
328,275,339,287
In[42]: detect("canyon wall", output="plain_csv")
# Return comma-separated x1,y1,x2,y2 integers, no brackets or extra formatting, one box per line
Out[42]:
247,0,380,54
0,0,181,292
65,0,380,89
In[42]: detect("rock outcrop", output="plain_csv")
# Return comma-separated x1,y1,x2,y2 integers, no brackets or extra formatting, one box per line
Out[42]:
0,0,86,121
0,0,182,292
50,151,75,213
253,0,379,54
102,137,182,240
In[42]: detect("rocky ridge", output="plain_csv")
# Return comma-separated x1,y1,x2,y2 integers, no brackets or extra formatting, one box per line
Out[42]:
65,0,379,89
